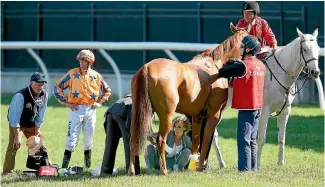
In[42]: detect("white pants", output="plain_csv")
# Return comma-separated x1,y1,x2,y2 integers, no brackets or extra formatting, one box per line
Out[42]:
65,105,96,151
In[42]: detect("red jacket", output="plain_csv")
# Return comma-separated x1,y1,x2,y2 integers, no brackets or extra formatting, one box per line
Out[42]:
232,57,265,110
236,17,277,48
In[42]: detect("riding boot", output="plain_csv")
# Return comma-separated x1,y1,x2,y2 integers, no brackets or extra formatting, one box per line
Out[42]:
62,150,72,168
84,149,91,168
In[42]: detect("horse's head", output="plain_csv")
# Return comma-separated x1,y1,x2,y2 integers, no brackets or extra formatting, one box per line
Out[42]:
296,28,321,79
224,22,249,61
198,23,247,68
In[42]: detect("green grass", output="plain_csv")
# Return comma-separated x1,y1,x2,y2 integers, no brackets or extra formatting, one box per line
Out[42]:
1,94,324,187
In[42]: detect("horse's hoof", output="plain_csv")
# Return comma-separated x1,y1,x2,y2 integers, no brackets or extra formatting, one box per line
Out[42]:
128,169,135,176
196,167,204,172
219,163,226,169
277,161,285,166
160,169,168,176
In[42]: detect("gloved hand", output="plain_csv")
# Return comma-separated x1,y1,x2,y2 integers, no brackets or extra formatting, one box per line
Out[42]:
219,59,246,78
272,47,277,54
224,58,242,66
91,102,102,109
208,58,246,84
147,133,158,146
65,103,79,111
271,45,277,54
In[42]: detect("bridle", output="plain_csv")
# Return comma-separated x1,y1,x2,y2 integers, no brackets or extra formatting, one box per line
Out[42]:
300,39,319,78
263,38,318,117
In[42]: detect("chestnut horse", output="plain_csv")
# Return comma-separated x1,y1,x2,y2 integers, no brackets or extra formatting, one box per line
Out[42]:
129,23,248,175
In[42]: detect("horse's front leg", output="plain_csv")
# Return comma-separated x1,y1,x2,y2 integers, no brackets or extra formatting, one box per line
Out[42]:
277,106,291,166
211,88,232,168
191,116,203,155
257,106,271,169
190,115,206,167
212,130,226,168
157,114,173,176
197,116,220,171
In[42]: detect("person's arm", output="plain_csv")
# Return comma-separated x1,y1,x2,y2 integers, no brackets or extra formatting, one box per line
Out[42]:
98,75,112,106
261,19,278,48
34,91,48,130
164,132,175,154
8,93,24,128
53,71,71,105
8,93,24,149
54,71,79,110
184,135,192,150
125,104,132,130
208,59,246,84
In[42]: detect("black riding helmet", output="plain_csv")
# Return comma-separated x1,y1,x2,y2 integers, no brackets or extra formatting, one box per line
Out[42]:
242,1,260,15
241,35,261,56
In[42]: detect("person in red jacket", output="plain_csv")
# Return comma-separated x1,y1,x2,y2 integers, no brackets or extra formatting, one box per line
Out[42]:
210,35,265,172
236,1,278,49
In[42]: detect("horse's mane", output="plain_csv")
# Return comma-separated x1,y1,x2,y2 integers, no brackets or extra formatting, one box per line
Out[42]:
193,31,245,61
277,37,300,60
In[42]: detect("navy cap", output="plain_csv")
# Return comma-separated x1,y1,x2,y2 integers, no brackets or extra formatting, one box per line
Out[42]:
30,72,47,83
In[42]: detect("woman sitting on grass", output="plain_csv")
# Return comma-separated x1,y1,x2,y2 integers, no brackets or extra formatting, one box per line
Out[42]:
145,115,192,171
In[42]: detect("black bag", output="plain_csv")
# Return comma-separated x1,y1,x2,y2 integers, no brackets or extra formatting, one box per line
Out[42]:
26,146,50,170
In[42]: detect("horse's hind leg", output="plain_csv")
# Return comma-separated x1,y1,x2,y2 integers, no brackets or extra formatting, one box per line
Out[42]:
277,106,291,166
129,153,136,175
150,80,178,175
212,130,226,168
257,106,271,169
212,88,231,168
156,114,173,175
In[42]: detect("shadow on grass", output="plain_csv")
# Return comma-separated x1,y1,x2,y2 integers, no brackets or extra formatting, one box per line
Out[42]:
0,168,163,184
1,94,119,108
216,115,324,153
150,114,324,153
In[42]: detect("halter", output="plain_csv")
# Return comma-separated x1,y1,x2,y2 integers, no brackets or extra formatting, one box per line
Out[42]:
262,38,317,117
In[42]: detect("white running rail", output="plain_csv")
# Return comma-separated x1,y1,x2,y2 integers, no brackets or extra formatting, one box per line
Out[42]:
1,41,324,109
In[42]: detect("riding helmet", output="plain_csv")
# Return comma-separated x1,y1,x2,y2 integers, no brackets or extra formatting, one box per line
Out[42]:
241,35,261,55
76,49,95,64
242,1,260,15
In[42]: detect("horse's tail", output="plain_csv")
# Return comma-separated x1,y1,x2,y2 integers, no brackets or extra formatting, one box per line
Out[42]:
130,65,153,155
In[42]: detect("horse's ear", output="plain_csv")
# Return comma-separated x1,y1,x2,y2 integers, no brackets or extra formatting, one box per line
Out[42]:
296,28,304,38
313,28,318,38
230,22,237,33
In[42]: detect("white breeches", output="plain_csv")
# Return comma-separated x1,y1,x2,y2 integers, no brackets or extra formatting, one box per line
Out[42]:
64,105,96,151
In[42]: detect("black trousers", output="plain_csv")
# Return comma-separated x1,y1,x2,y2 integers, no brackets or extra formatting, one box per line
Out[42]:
101,113,140,175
